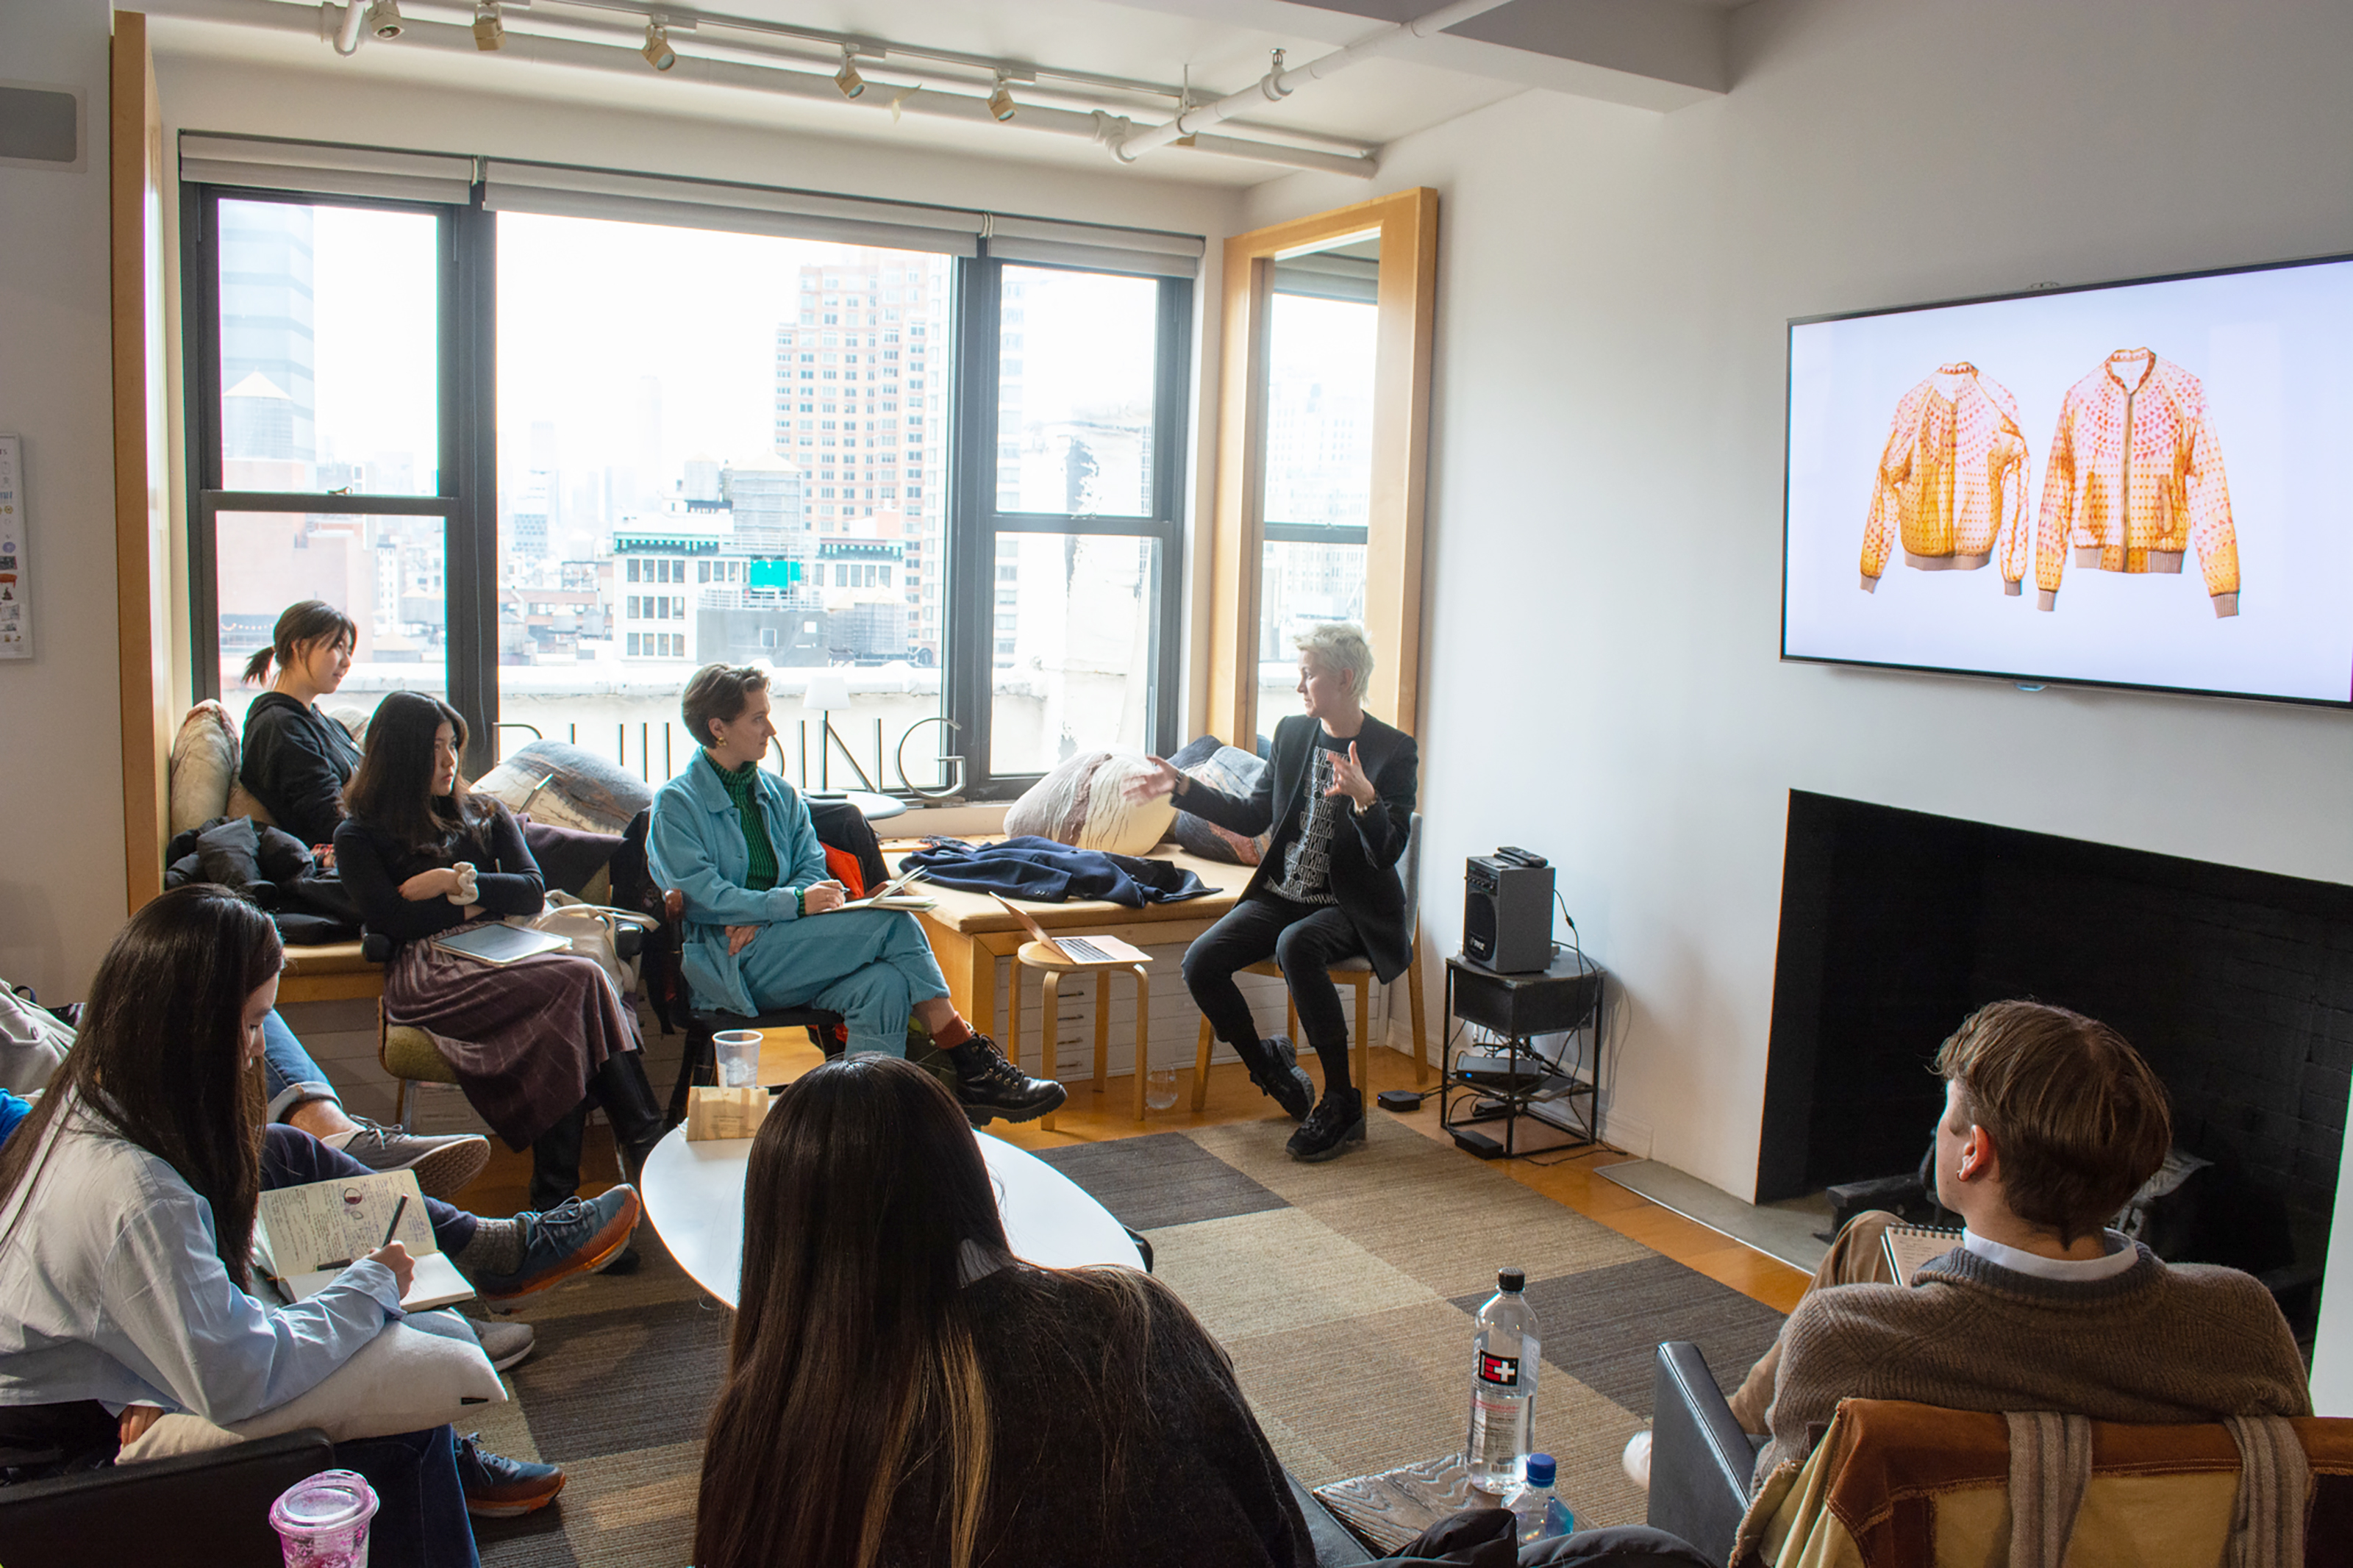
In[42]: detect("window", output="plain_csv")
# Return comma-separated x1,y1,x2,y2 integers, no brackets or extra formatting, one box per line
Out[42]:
186,159,1194,799
955,263,1187,780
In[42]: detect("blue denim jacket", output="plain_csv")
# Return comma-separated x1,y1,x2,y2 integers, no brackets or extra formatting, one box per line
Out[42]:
647,753,831,1015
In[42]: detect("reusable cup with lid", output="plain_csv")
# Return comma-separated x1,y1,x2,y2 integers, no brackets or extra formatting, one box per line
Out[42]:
712,1028,763,1088
270,1468,380,1568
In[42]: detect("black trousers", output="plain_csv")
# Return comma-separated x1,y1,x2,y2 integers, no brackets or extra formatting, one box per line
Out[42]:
1182,893,1365,1094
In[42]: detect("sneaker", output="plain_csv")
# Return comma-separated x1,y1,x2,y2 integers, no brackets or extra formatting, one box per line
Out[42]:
1623,1429,1652,1492
455,1433,565,1518
1286,1086,1365,1162
948,1034,1068,1124
1239,1035,1315,1121
471,1186,643,1304
468,1317,535,1372
327,1119,490,1201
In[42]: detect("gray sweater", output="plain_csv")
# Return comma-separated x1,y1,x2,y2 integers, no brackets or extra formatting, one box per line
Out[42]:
1759,1243,2310,1487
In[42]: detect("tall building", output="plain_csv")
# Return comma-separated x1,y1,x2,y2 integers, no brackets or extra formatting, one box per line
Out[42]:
773,251,947,662
217,200,316,476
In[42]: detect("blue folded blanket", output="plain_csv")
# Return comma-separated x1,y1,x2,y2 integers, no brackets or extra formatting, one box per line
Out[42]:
901,837,1214,906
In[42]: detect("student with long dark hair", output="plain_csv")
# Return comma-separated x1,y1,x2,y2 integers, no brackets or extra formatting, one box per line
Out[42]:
693,1056,1312,1568
335,691,665,1209
0,886,554,1563
239,598,625,895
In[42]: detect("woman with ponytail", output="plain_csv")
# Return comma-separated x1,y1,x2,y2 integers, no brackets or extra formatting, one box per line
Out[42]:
237,599,363,851
693,1056,1311,1568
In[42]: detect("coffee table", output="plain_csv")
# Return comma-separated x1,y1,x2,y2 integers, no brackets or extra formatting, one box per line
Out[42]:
639,1122,1143,1306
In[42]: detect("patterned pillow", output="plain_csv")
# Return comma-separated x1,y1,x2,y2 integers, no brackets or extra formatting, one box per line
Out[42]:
1165,737,1271,866
1001,750,1175,856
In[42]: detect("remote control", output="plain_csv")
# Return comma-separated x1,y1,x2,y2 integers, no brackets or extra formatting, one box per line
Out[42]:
1494,845,1549,868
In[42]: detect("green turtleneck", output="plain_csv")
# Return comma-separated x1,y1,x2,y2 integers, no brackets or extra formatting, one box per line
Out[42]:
714,756,779,892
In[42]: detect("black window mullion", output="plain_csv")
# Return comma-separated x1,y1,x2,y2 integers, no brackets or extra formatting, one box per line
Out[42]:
182,186,224,698
946,254,1002,797
445,198,499,778
1149,273,1192,758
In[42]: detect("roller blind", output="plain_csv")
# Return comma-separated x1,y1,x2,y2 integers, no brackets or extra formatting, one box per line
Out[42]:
178,135,476,204
482,160,986,256
1271,252,1379,304
985,215,1204,279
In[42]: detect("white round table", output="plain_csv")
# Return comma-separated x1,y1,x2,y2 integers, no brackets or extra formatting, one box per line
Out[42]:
640,1122,1143,1306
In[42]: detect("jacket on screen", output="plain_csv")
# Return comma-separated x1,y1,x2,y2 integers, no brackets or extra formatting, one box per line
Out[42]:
1860,363,2032,588
2034,349,2239,615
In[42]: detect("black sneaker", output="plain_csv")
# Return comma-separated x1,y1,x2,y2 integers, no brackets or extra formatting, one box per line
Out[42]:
1287,1086,1366,1162
1237,1035,1315,1121
949,1034,1068,1124
454,1434,565,1518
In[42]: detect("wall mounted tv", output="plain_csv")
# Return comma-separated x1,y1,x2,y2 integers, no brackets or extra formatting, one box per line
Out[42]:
1782,253,2353,706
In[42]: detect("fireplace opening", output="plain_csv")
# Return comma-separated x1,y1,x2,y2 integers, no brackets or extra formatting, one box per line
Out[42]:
1760,790,2346,1344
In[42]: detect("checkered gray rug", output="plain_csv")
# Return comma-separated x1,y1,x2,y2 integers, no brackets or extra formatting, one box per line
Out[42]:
471,1116,1785,1563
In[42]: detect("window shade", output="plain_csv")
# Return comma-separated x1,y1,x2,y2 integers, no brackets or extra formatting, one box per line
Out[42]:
984,215,1204,279
178,135,476,204
481,161,985,256
1271,252,1379,304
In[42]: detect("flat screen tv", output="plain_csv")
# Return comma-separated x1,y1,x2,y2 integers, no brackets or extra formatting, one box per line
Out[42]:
1782,253,2353,706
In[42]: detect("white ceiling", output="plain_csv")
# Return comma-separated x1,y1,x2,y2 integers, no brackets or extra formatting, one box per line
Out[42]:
147,0,1741,187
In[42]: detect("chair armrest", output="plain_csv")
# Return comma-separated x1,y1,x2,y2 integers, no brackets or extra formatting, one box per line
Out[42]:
360,930,393,964
0,1427,333,1568
1647,1342,1757,1568
1288,1469,1377,1567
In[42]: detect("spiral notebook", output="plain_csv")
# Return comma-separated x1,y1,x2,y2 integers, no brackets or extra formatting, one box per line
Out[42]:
1881,1223,1965,1286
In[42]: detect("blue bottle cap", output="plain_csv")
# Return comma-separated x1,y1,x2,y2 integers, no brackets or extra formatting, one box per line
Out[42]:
1523,1453,1555,1487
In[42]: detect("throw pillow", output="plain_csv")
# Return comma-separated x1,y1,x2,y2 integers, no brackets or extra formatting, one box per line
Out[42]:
115,1309,504,1460
1165,738,1272,866
1001,751,1175,856
168,701,239,837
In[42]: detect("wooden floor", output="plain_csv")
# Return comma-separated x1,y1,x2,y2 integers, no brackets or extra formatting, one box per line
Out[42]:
457,1037,1811,1318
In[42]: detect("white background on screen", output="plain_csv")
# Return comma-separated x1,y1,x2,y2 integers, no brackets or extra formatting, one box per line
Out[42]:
1785,260,2353,702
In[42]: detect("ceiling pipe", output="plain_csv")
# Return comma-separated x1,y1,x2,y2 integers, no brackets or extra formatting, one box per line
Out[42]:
163,0,1377,177
1110,0,1514,165
331,0,368,54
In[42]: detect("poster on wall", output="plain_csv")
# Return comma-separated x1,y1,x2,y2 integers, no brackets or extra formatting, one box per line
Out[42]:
1782,254,2353,706
0,434,27,661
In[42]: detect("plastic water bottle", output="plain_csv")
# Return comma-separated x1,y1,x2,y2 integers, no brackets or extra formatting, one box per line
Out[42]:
1464,1266,1539,1493
1506,1453,1577,1544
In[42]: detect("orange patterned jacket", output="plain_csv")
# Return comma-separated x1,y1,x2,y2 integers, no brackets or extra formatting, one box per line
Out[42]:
2035,349,2239,616
1860,364,2032,591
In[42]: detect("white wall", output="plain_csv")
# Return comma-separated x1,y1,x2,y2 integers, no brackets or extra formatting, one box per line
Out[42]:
1240,0,2353,1402
0,0,130,1002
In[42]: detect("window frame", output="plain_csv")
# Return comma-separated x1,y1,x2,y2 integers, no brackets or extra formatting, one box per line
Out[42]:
946,254,1191,799
182,179,1194,800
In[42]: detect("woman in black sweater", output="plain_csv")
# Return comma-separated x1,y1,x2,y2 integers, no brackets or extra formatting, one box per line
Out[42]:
695,1056,1313,1568
334,692,664,1209
240,601,621,893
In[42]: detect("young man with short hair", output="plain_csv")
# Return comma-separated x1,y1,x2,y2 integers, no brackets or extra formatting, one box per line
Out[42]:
1749,1000,2310,1487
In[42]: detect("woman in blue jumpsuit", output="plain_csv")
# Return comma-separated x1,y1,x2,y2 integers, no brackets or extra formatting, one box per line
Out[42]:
649,664,1063,1123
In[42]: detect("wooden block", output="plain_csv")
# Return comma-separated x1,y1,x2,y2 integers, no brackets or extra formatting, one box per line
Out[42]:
685,1085,771,1142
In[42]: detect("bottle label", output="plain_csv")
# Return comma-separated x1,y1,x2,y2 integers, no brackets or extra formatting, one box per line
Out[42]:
1477,1351,1521,1388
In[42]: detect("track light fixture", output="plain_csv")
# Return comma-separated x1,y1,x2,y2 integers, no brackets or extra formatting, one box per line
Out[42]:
363,0,403,40
471,1,504,51
835,46,865,99
987,71,1016,122
641,18,676,71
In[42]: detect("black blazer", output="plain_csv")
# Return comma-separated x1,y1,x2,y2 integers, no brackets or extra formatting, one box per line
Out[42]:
1178,712,1418,982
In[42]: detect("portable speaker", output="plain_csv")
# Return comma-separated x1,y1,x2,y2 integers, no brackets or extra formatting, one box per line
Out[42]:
1464,856,1554,973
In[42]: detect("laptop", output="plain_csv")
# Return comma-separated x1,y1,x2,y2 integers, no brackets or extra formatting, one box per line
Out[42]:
988,892,1151,966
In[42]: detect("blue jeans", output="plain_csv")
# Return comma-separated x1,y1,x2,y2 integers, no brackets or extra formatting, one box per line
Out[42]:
335,1424,479,1568
262,1009,343,1123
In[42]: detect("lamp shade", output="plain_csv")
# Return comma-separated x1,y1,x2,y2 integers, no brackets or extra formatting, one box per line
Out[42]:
801,670,854,712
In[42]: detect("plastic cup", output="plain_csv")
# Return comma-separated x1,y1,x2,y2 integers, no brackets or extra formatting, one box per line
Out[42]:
712,1029,763,1088
270,1469,379,1568
1143,1067,1179,1111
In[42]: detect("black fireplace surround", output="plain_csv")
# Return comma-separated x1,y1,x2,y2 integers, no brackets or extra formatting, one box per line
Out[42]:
1760,790,2346,1297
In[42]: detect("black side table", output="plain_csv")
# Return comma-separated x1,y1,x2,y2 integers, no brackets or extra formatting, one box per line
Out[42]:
1440,951,1607,1159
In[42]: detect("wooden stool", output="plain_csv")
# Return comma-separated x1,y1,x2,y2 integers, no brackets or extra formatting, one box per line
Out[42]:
1006,940,1152,1128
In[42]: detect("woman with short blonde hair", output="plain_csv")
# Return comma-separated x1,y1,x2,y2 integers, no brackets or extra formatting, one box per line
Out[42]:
1126,622,1418,1162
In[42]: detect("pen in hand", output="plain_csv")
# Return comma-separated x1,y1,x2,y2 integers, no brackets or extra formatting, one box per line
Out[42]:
382,1195,410,1250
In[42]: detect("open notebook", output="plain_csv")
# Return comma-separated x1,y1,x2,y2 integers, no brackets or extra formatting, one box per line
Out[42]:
840,865,937,911
254,1168,474,1311
1880,1223,1965,1286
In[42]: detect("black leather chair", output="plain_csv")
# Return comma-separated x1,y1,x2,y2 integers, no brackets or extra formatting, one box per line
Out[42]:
0,1427,333,1568
1645,1342,1763,1568
656,890,843,1124
1288,1471,1377,1566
